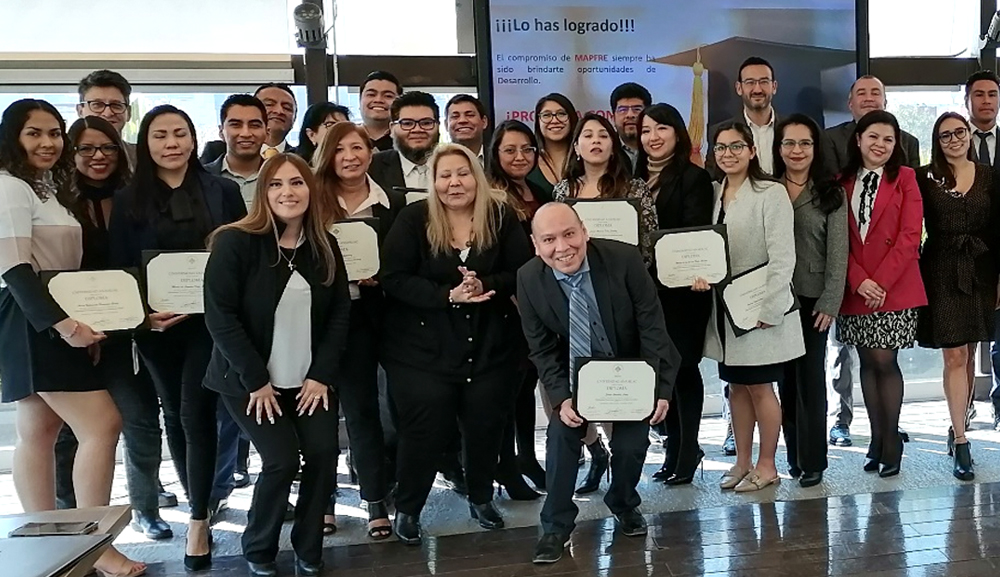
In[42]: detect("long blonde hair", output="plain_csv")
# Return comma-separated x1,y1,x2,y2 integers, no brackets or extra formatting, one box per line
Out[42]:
426,143,507,255
208,153,338,285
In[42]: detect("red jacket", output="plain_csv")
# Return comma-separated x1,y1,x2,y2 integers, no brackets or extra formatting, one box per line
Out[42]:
841,166,927,316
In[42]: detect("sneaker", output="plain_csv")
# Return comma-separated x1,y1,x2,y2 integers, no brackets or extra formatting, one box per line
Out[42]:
829,425,852,447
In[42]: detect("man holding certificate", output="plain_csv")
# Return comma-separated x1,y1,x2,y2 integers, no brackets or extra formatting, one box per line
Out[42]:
517,203,680,565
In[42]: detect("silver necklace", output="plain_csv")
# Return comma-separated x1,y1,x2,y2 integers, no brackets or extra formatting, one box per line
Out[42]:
278,244,298,271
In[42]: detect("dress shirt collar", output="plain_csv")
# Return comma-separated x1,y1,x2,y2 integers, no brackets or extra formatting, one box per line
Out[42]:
338,175,392,216
552,256,591,283
261,140,288,158
221,156,261,180
743,107,775,129
398,153,429,179
859,165,884,183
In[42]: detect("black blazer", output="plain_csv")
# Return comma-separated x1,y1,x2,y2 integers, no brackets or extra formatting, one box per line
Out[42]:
368,150,408,194
379,201,533,375
649,162,715,365
108,172,247,268
516,238,681,408
202,227,351,395
823,120,921,177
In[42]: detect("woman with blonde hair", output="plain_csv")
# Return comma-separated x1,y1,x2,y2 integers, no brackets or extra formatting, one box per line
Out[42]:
380,143,533,544
203,153,350,577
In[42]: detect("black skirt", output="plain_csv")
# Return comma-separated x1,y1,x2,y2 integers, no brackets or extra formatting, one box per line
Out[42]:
0,289,101,402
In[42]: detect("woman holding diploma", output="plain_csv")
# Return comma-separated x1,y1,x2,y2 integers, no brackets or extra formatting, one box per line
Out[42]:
313,121,405,539
527,93,579,197
634,103,714,485
916,112,998,480
380,143,532,544
204,153,349,577
0,99,146,577
772,114,848,488
837,110,926,478
704,122,803,493
109,105,246,571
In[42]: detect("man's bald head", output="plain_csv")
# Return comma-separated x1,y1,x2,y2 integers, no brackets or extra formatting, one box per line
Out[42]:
531,202,589,274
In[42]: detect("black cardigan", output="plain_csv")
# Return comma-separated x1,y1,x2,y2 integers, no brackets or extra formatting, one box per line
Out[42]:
202,226,351,395
379,201,533,375
350,188,406,322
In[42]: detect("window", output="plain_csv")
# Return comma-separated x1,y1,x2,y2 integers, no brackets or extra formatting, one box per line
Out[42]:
869,0,980,58
331,0,458,55
885,87,966,165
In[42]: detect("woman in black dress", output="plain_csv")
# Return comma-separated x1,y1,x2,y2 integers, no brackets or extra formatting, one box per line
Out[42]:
633,103,714,485
109,105,246,571
916,112,1000,481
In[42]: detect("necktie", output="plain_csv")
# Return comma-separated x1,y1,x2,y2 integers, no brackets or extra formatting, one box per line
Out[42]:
859,171,878,225
564,272,591,389
262,147,278,160
976,131,991,166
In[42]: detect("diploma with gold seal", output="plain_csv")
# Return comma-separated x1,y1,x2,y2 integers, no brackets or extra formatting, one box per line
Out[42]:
329,218,381,281
564,198,641,246
43,270,146,332
143,251,210,314
573,358,657,422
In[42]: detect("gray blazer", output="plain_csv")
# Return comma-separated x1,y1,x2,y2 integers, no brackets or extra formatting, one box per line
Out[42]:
791,182,849,316
704,178,805,367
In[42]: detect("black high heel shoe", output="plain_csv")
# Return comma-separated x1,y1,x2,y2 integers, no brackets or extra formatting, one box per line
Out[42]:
664,449,706,486
953,441,975,481
517,455,546,490
863,441,882,472
469,500,505,530
367,500,392,540
879,438,904,478
183,521,212,572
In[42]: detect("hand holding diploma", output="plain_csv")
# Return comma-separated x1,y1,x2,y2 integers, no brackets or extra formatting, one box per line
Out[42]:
54,318,106,348
149,311,189,332
559,399,584,428
649,399,670,426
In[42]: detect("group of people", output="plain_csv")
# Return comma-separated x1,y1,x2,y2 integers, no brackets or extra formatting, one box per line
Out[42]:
2,56,1000,575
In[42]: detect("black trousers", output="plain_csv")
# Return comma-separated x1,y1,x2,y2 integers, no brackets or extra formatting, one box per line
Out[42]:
137,318,216,520
54,339,163,513
663,364,705,476
336,303,389,503
498,365,539,476
540,417,649,536
385,364,514,514
221,388,339,565
779,296,829,473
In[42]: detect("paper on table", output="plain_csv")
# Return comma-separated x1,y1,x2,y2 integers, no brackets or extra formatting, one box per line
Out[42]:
655,227,729,287
575,359,656,422
329,221,380,281
146,252,210,314
566,199,640,245
47,270,146,332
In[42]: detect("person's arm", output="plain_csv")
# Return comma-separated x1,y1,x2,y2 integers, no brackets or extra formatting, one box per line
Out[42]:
679,168,715,227
202,229,270,392
871,169,924,291
517,269,571,408
477,210,533,299
815,192,850,316
305,236,352,387
379,206,452,309
757,183,797,325
622,245,680,400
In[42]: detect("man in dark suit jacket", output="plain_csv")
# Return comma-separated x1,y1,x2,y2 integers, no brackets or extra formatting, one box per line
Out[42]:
518,203,680,564
368,90,442,205
823,75,921,177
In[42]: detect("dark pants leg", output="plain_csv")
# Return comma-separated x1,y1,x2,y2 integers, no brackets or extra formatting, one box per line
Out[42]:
603,420,650,515
831,331,854,428
990,310,1000,418
222,389,338,565
540,416,586,536
337,305,387,502
376,365,397,485
664,365,705,476
780,298,829,474
212,403,240,504
139,335,189,496
457,370,515,505
514,366,540,462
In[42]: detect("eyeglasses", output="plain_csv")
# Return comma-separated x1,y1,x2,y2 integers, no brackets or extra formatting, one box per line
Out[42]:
741,78,773,89
81,100,128,115
713,142,750,155
393,118,438,131
615,105,644,115
780,139,814,150
538,110,569,123
75,144,120,157
500,146,537,157
938,127,969,144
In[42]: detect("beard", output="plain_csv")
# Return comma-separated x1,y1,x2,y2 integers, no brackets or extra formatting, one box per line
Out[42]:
396,132,440,164
743,94,771,112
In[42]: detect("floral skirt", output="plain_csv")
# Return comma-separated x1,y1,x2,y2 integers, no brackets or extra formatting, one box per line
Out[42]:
836,308,919,350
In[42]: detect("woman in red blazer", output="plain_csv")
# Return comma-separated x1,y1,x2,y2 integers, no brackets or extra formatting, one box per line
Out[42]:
837,110,927,479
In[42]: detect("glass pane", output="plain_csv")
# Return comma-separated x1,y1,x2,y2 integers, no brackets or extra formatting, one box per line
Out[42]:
869,0,980,58
884,87,966,166
331,0,458,55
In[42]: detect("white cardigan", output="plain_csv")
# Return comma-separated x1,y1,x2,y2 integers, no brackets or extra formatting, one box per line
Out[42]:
703,178,805,367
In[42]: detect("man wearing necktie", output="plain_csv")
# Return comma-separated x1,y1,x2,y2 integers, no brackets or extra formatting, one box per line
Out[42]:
967,70,1000,431
517,203,680,564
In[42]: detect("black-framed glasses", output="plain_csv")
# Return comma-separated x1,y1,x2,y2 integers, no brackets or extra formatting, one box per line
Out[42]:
499,145,537,157
780,139,814,150
75,144,120,157
394,118,438,131
614,105,644,115
81,100,128,115
538,110,569,123
713,142,750,155
938,127,969,144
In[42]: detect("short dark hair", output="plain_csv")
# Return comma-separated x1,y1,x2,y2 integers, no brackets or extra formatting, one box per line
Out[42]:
738,57,774,82
965,70,1000,97
78,70,132,101
361,70,403,95
390,91,439,122
445,94,486,118
610,82,652,110
253,83,296,102
219,94,267,125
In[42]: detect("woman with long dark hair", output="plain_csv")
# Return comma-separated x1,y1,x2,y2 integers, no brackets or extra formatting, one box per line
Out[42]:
837,110,926,478
204,153,350,577
772,113,848,488
0,99,146,577
297,102,351,164
526,93,579,196
706,121,803,493
634,103,714,485
109,104,246,571
916,111,1000,481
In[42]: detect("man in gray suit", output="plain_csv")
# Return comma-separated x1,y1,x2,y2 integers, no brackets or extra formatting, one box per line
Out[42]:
822,74,919,447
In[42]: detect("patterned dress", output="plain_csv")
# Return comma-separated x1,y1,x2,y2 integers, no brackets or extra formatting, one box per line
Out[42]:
552,178,659,264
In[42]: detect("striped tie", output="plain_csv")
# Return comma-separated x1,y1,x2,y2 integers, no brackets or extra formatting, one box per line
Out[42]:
563,273,591,389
